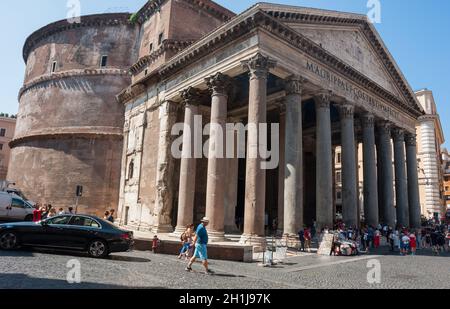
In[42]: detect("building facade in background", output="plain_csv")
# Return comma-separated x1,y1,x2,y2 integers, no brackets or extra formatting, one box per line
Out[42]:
0,115,16,181
415,89,445,221
441,148,450,213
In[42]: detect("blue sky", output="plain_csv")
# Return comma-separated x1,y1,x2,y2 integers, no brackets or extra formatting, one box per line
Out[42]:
0,0,449,146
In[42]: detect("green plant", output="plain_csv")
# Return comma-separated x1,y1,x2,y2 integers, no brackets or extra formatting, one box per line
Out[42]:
129,13,138,24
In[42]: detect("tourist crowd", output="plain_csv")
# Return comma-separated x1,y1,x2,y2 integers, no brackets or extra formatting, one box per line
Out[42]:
322,221,450,256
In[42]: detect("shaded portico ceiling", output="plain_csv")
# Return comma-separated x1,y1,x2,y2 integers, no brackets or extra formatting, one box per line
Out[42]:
122,2,424,119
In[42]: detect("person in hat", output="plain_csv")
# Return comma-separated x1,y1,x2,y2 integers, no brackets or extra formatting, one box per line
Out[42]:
186,217,214,275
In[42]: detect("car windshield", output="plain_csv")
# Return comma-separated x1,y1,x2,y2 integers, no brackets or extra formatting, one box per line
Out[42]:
95,218,118,229
45,215,72,225
69,216,101,228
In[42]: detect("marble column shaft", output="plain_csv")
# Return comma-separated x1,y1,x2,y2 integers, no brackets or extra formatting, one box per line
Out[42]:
224,124,240,234
405,133,421,229
393,129,409,228
277,111,286,234
241,53,276,246
377,122,395,227
283,75,304,238
315,91,334,230
340,103,358,227
174,87,201,234
204,73,231,241
362,113,379,227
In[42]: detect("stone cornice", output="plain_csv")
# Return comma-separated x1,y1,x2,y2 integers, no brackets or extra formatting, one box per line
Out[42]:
18,68,130,101
23,13,132,62
10,126,123,148
119,7,423,119
135,0,234,24
129,39,196,75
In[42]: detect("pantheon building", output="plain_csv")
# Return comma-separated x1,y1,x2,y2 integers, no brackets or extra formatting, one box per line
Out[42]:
9,0,425,246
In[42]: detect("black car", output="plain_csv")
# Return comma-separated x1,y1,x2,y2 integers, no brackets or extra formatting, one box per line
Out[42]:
0,214,134,258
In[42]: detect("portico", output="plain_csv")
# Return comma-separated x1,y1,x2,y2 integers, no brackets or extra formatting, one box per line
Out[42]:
117,2,425,248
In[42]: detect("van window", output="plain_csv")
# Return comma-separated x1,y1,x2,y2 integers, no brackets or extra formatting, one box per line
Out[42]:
11,198,25,208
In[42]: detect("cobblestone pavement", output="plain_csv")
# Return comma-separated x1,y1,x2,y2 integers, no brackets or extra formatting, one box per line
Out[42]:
0,245,448,289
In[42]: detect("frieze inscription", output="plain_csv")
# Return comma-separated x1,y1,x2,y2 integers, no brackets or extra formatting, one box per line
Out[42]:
306,61,400,120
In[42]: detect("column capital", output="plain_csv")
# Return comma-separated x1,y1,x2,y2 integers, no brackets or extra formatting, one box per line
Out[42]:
242,53,276,80
338,103,355,119
376,120,392,135
161,100,179,115
314,90,332,109
205,72,232,97
285,75,306,95
405,133,417,146
392,128,405,141
361,112,375,128
180,87,202,106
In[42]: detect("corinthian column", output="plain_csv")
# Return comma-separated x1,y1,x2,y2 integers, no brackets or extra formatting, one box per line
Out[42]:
277,108,286,235
204,72,232,242
393,128,409,228
377,121,395,228
361,113,379,227
315,91,333,230
283,75,305,244
405,133,421,228
224,118,240,234
240,53,276,247
174,87,201,235
339,103,358,228
152,101,178,233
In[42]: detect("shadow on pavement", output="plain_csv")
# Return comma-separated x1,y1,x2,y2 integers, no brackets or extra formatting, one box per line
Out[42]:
108,255,151,263
0,273,166,289
0,249,35,257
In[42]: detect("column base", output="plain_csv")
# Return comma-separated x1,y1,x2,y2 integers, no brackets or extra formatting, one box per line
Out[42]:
169,226,187,238
283,234,300,249
239,234,267,251
208,230,226,243
151,224,174,234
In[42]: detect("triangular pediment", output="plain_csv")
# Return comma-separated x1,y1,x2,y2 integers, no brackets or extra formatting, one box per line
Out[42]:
256,3,424,115
287,24,401,97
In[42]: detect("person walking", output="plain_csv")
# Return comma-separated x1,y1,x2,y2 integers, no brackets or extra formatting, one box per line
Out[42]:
400,232,410,256
298,228,305,252
107,209,115,223
304,227,312,253
32,204,42,222
58,208,65,215
178,226,192,259
374,229,381,249
186,217,214,275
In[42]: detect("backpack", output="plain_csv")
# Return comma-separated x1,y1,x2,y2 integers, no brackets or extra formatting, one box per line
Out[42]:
180,232,186,242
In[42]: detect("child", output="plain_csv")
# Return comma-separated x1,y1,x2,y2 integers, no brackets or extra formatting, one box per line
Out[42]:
409,232,417,255
178,232,191,259
374,229,381,248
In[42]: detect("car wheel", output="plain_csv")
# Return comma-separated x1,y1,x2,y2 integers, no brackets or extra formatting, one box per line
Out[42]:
88,239,109,258
24,214,33,222
0,232,19,250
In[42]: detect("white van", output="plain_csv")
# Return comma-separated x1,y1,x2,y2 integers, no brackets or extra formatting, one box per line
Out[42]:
0,192,34,222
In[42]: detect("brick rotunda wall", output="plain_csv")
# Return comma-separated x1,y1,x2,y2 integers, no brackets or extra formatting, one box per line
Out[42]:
8,14,139,216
